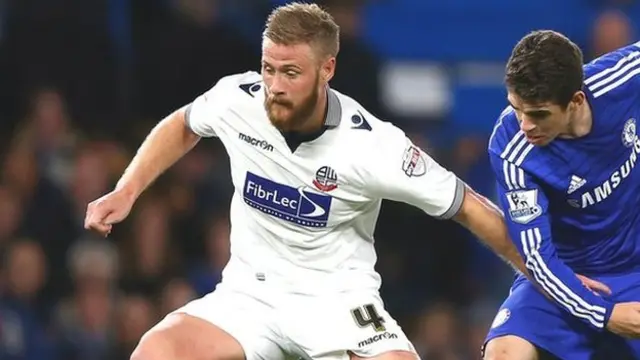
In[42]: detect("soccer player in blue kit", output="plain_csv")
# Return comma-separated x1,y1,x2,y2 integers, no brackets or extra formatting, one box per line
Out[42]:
484,30,640,360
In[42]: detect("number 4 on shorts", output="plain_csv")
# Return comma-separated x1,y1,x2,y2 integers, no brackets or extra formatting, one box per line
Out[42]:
350,304,386,332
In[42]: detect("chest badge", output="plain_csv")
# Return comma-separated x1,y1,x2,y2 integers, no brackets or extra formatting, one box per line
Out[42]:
622,118,637,148
313,166,338,192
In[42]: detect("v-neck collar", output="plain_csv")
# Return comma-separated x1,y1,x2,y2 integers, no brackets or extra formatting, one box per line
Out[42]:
281,87,342,152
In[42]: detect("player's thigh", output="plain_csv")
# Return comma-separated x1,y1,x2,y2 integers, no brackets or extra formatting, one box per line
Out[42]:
483,279,594,360
288,291,417,360
136,283,286,360
349,350,417,360
483,335,556,360
131,312,245,360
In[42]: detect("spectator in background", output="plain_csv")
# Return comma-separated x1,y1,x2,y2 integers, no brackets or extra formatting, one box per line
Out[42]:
165,145,233,260
589,9,634,59
69,146,110,217
464,301,497,360
114,295,157,359
412,302,465,360
1,139,76,305
9,87,79,191
0,185,25,250
0,239,57,360
55,238,119,360
187,213,231,296
118,195,180,297
160,278,197,316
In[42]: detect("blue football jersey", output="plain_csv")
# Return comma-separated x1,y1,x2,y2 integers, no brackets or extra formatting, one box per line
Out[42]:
488,41,640,331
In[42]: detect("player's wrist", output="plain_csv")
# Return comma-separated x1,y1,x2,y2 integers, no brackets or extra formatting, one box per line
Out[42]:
602,300,616,330
114,182,140,203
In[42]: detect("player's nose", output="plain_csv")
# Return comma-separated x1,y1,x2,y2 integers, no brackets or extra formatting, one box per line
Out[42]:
267,75,287,96
520,116,536,132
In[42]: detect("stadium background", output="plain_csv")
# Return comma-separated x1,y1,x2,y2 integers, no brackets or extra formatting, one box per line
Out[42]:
0,0,636,359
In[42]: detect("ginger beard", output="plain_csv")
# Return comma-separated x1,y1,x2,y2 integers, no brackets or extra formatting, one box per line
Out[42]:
264,72,321,132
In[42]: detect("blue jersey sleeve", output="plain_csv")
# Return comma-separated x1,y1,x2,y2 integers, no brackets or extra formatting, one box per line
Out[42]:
489,152,614,331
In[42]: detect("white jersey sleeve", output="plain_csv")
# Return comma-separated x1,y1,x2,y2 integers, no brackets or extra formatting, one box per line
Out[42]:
185,76,236,138
365,123,465,219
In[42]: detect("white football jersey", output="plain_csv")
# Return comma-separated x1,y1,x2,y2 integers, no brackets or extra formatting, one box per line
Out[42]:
186,71,464,294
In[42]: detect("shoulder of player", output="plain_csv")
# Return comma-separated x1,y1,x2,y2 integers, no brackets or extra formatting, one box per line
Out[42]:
211,71,261,90
487,106,521,157
333,90,399,142
208,71,264,105
331,92,412,176
583,41,640,99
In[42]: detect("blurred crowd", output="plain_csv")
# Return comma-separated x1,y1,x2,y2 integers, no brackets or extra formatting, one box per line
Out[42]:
0,1,637,360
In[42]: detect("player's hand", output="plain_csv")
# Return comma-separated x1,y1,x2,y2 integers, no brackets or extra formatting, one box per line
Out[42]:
84,189,135,237
576,274,611,296
607,302,640,338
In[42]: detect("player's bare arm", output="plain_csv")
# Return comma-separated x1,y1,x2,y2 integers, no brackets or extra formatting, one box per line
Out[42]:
116,107,200,199
452,185,528,275
85,107,200,236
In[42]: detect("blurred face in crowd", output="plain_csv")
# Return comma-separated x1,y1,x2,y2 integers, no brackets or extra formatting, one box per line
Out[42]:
2,147,37,195
160,278,195,315
261,38,335,132
32,89,67,142
77,285,113,332
417,304,458,350
117,295,156,347
592,10,631,57
72,148,110,206
133,199,170,275
6,240,46,300
0,186,23,242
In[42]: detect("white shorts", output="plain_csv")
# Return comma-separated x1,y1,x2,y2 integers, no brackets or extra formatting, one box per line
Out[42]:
172,282,417,360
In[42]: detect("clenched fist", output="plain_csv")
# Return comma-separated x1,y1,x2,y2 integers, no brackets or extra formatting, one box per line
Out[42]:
84,189,135,237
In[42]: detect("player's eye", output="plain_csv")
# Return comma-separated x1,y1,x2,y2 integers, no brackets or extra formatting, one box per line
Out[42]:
528,112,550,120
285,71,299,78
262,65,275,75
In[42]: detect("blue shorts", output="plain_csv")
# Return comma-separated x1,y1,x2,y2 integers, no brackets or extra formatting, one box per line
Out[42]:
484,273,640,360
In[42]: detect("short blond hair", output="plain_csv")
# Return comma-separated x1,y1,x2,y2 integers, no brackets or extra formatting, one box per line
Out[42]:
264,2,340,58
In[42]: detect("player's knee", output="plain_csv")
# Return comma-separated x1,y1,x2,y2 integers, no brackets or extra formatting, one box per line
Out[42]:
130,345,162,360
130,330,178,360
484,336,538,360
131,313,246,360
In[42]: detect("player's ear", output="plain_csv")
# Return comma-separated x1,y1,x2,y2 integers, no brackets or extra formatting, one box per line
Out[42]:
572,91,586,106
568,91,586,112
321,57,336,83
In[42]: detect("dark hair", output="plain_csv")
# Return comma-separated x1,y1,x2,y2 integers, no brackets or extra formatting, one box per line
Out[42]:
505,30,584,108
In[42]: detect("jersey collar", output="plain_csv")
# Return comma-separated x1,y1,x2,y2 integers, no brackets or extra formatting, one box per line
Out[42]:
280,88,342,151
324,87,342,128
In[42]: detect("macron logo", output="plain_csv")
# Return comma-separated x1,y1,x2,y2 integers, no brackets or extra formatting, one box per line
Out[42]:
238,133,273,152
567,175,586,194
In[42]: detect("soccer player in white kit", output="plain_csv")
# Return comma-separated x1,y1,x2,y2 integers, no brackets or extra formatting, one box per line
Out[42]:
85,3,530,360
